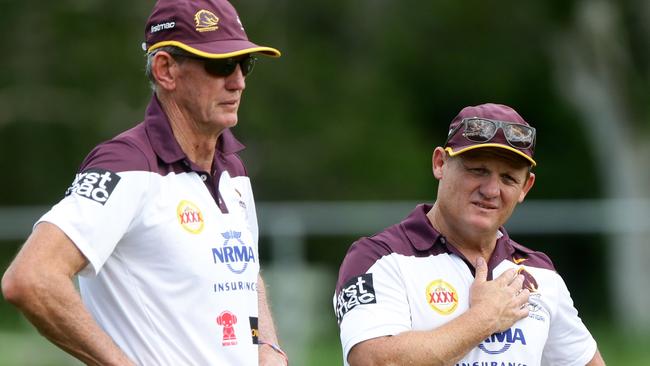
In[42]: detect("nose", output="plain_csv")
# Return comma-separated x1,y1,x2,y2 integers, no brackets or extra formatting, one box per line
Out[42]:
479,174,500,199
225,65,246,91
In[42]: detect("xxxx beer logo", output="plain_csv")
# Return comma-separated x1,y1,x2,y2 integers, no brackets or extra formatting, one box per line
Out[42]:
426,279,459,315
177,200,205,234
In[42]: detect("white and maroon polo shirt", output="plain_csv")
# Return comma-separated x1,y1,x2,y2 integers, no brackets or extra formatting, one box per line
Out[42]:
334,204,597,366
38,96,261,365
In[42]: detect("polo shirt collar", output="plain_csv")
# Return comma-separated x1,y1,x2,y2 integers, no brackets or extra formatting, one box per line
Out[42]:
402,203,516,260
144,95,246,165
402,204,443,251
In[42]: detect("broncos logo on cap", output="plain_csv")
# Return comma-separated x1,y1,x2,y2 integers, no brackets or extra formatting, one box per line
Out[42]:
195,9,219,32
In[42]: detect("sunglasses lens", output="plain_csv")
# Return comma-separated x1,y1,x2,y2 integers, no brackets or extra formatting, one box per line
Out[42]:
463,119,497,142
204,59,235,76
503,124,534,148
240,56,256,76
204,56,256,77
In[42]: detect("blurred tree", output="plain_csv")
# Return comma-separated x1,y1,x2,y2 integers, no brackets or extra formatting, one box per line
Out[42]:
551,0,650,333
236,0,601,201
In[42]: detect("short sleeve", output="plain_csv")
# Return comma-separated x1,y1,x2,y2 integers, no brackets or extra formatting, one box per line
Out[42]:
541,274,597,366
334,253,412,365
37,141,150,276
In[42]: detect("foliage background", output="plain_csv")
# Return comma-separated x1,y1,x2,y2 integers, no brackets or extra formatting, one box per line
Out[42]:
1,0,649,364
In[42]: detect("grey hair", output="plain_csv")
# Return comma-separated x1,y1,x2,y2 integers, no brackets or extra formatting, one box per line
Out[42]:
144,46,192,93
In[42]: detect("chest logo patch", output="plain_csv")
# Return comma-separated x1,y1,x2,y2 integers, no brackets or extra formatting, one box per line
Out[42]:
517,268,539,292
212,230,256,274
177,200,204,234
216,310,237,346
426,279,459,315
478,327,527,355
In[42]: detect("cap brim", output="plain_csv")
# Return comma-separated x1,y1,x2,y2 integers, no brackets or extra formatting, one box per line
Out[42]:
148,40,281,58
445,144,537,167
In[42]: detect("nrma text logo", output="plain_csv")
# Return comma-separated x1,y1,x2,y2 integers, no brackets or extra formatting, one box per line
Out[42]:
212,230,256,274
478,328,527,355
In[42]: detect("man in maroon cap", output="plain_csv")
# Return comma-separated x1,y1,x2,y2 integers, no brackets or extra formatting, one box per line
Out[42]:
333,103,605,365
2,0,287,365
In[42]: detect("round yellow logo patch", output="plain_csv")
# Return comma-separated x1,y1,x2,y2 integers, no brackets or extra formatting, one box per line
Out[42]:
426,279,459,315
177,200,205,234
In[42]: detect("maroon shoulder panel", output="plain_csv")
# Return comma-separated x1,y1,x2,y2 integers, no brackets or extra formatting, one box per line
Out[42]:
335,204,448,293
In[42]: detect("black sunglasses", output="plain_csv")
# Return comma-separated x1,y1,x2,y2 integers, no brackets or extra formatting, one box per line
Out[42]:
172,53,257,77
446,117,536,150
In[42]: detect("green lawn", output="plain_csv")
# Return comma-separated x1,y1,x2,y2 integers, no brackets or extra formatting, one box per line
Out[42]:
1,319,648,365
306,324,650,365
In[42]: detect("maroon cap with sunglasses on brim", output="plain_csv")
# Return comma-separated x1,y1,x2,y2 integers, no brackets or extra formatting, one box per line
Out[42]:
444,103,537,167
142,0,281,59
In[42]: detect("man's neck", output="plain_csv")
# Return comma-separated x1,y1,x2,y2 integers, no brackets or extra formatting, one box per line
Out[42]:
426,204,498,265
159,96,221,172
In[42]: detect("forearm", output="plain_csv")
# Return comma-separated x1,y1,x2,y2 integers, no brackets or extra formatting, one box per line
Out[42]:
257,274,279,344
10,273,135,366
257,274,288,365
2,223,135,366
349,307,495,366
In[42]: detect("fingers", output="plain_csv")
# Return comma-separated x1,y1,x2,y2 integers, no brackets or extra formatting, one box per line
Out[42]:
494,268,519,287
473,257,488,283
509,272,525,289
514,289,531,320
515,288,530,305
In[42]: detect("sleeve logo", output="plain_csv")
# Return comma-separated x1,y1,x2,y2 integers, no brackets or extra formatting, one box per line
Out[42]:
65,168,121,205
335,273,377,323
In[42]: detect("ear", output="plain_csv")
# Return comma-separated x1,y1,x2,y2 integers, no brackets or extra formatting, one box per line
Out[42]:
151,51,179,91
518,172,535,203
432,147,447,180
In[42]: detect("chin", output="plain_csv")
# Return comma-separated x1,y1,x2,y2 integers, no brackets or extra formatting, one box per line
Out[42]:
466,216,500,233
217,116,239,129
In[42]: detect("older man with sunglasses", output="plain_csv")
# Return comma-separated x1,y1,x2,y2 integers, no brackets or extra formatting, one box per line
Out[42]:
2,0,288,365
334,103,605,366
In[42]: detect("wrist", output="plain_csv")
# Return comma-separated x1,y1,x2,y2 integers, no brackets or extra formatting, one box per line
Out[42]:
465,307,498,336
259,341,288,365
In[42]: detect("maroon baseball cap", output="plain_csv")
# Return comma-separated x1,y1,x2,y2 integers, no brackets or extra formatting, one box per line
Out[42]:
143,0,281,59
444,103,537,166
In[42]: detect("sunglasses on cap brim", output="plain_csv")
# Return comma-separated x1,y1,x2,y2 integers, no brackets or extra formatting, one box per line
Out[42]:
446,117,536,150
171,53,257,77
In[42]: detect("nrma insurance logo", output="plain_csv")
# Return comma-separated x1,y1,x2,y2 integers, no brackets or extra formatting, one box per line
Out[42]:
478,328,527,355
212,230,255,274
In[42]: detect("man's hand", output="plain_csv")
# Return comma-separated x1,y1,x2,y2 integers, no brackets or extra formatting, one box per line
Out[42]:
469,257,530,333
348,257,533,366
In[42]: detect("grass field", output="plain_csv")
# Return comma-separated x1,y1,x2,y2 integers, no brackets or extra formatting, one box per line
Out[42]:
304,323,650,365
0,322,648,365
